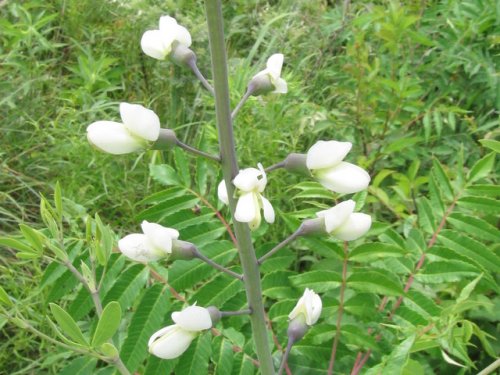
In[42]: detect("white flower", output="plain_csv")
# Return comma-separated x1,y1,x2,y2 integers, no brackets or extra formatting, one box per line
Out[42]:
289,288,322,326
118,221,179,262
252,53,288,94
141,16,192,60
218,164,275,230
148,305,212,359
87,103,161,155
317,200,372,241
306,140,370,194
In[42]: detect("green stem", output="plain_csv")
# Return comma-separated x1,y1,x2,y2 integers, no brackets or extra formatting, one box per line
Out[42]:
231,89,252,120
176,139,221,162
204,1,274,373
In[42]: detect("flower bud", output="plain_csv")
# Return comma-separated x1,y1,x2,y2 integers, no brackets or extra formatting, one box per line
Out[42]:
248,53,287,96
287,315,309,344
206,306,222,325
316,200,372,241
306,140,370,194
118,221,179,262
153,128,177,151
289,288,322,326
87,103,161,155
148,304,213,360
170,240,198,260
283,153,310,176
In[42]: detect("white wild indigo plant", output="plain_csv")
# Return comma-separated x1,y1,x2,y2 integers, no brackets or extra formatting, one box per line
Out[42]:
1,2,498,375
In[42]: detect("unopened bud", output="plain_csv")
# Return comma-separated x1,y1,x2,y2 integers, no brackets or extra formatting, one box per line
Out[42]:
153,129,177,150
287,317,309,344
170,44,196,67
171,240,197,260
206,306,221,325
283,153,310,176
300,217,326,236
247,74,274,96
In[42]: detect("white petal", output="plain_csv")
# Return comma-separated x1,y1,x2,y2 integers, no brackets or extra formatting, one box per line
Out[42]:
120,103,160,141
172,305,212,331
317,200,356,233
316,162,370,194
256,163,268,192
306,140,352,170
118,233,163,262
308,291,322,325
87,121,143,155
234,192,258,223
441,351,466,368
159,16,191,47
260,195,275,224
233,168,263,192
141,30,172,60
332,213,372,241
272,77,288,94
217,180,229,205
148,324,196,359
141,221,179,254
266,53,284,78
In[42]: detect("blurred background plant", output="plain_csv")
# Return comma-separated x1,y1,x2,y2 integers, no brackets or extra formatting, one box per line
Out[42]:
0,0,498,373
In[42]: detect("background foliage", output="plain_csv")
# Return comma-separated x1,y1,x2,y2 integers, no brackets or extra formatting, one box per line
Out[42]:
0,0,498,374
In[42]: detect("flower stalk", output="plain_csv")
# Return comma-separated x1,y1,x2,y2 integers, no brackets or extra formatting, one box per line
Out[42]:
204,1,274,373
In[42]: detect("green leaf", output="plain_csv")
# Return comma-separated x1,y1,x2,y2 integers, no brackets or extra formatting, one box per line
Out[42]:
0,237,33,253
289,271,342,292
49,303,88,346
438,230,500,273
384,137,422,153
348,270,403,296
175,332,212,375
0,286,13,307
262,270,297,299
213,337,234,375
19,224,45,253
404,291,441,318
467,152,496,183
121,285,170,372
150,164,182,186
92,301,121,347
59,357,97,375
103,265,149,311
191,273,243,307
99,343,119,358
416,260,479,283
479,139,500,153
137,195,200,222
465,184,500,197
416,197,437,234
367,335,416,375
447,213,500,242
144,357,178,375
54,181,63,219
457,274,482,304
431,159,454,201
349,243,406,262
458,196,500,214
174,148,191,186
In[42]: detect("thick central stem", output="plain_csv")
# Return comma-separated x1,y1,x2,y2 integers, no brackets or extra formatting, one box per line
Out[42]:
204,1,274,374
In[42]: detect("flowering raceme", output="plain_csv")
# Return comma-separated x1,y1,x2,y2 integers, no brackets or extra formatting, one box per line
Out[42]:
249,53,288,95
317,200,371,241
306,140,370,194
141,16,192,60
118,221,179,262
289,288,322,326
218,163,274,230
86,103,160,155
148,305,213,359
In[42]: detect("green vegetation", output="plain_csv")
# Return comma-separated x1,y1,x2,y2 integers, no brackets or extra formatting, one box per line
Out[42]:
1,0,498,374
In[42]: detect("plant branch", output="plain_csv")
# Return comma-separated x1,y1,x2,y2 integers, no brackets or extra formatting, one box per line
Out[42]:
477,358,500,375
258,225,304,264
204,1,274,373
327,242,348,375
231,89,252,120
220,309,252,317
193,247,243,280
186,59,215,95
265,161,286,173
277,339,293,375
176,139,221,162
